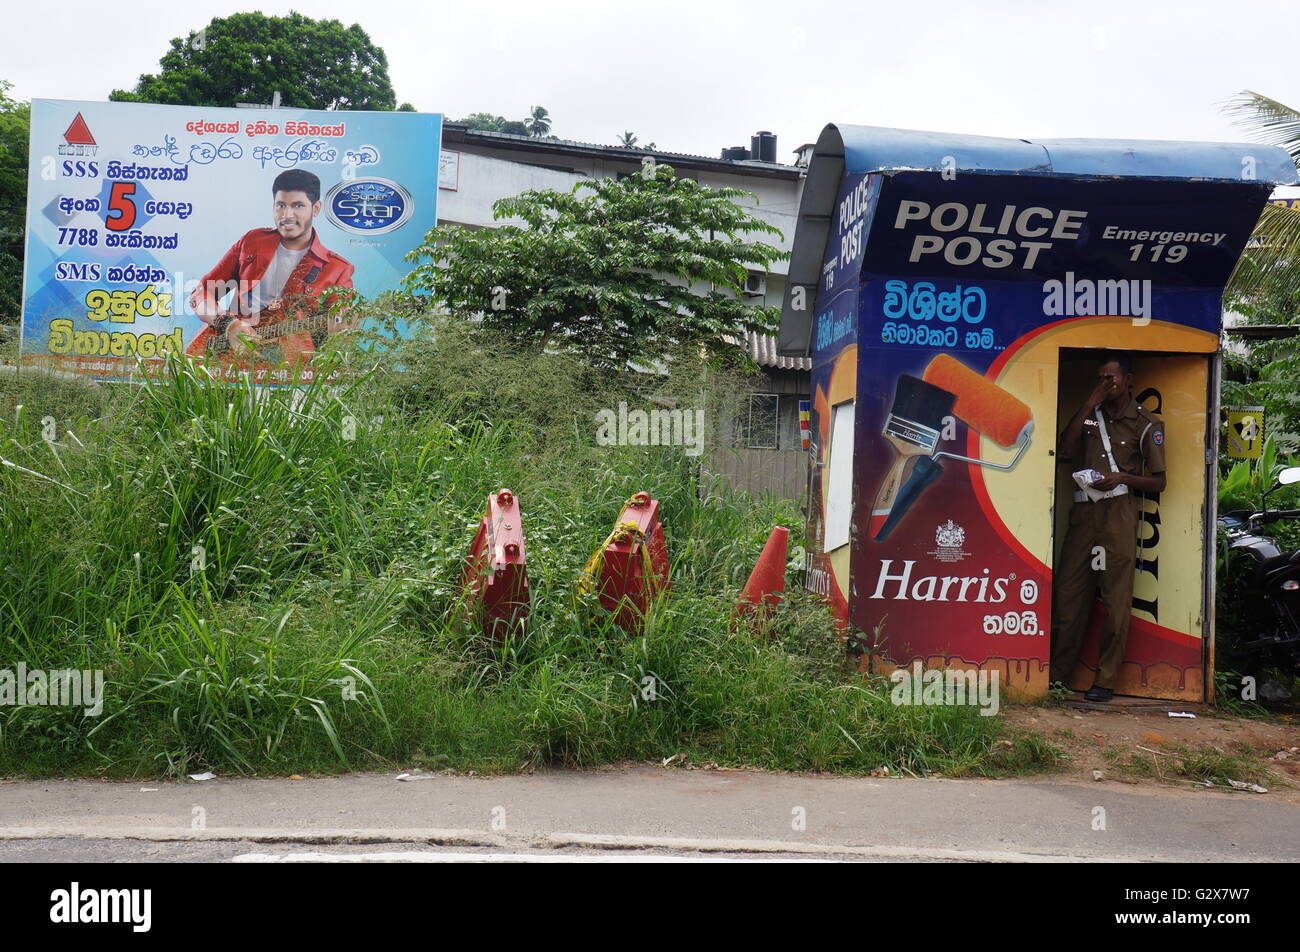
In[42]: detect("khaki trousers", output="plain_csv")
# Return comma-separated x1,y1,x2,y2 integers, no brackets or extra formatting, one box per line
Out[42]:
1050,494,1140,689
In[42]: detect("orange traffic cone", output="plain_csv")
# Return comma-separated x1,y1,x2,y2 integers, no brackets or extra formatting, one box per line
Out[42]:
734,526,789,627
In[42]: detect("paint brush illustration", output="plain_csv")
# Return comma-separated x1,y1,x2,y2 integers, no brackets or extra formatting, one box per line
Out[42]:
871,375,955,541
872,356,1035,542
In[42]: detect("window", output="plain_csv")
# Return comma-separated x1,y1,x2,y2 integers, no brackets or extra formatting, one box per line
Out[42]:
746,393,779,449
824,401,855,550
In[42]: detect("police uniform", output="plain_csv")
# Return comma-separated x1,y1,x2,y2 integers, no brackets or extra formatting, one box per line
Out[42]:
1050,397,1166,690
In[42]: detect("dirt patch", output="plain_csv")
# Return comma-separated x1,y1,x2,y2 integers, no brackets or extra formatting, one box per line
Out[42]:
1006,702,1300,802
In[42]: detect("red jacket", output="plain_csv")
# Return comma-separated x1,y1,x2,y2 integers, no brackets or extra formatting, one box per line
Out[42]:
187,227,354,358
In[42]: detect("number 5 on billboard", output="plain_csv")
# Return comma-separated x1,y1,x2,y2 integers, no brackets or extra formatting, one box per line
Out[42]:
105,181,138,232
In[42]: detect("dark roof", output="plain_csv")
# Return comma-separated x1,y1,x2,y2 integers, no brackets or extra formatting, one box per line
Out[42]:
1224,324,1300,339
442,124,803,181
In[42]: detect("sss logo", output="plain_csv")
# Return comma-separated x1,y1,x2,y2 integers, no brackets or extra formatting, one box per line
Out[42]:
325,178,413,235
61,161,99,178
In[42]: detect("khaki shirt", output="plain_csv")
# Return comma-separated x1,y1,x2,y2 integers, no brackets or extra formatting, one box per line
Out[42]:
1071,397,1166,476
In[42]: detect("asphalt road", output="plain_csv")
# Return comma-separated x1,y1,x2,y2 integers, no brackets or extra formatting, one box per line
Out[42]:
1,767,1296,862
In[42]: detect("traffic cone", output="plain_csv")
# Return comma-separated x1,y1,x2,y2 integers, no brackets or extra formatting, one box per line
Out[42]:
734,526,789,627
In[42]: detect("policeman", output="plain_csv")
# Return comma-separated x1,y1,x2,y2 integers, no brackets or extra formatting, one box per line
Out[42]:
1050,352,1166,702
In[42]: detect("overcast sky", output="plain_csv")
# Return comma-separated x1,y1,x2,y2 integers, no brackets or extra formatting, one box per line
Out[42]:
6,0,1299,161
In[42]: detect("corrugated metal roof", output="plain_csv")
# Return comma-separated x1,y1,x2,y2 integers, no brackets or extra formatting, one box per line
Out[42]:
745,331,812,370
447,126,802,177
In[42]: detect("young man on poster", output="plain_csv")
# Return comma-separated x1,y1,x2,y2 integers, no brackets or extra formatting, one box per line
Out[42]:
187,168,355,364
1050,352,1167,702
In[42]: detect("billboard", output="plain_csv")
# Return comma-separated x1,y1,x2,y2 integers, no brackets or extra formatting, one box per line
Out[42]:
20,99,441,384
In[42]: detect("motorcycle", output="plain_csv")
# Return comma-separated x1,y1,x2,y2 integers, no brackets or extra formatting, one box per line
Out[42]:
1217,465,1300,672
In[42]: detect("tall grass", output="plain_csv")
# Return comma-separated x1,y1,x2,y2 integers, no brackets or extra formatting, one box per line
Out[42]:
0,323,1058,778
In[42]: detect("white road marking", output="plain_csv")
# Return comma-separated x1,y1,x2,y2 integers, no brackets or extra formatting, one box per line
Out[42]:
233,851,830,863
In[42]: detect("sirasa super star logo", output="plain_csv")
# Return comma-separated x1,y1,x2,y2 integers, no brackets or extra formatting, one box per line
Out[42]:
324,177,413,236
59,112,98,157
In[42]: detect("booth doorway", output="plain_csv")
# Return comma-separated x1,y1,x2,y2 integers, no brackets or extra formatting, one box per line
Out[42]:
1051,349,1213,702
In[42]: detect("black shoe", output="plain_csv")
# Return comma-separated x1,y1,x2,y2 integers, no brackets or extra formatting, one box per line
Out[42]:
1084,686,1114,702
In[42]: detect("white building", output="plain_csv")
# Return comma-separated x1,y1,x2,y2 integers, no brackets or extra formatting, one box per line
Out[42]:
437,125,812,499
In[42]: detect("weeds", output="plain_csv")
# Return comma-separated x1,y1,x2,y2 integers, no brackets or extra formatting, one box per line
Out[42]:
1116,742,1274,788
0,328,1057,779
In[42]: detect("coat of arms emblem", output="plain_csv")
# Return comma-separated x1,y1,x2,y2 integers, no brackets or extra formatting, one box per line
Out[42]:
935,520,965,548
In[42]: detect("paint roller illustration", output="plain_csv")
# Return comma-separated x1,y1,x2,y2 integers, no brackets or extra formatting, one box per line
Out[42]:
871,354,1034,542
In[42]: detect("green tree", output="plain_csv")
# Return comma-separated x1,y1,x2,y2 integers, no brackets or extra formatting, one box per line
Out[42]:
525,106,551,138
0,81,30,321
404,163,787,370
615,132,655,149
457,112,530,136
0,252,20,323
109,13,399,110
0,82,29,249
1221,90,1300,453
1224,90,1300,301
1221,287,1300,454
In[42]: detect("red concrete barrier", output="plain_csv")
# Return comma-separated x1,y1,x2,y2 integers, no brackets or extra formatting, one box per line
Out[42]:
462,488,529,639
579,492,670,633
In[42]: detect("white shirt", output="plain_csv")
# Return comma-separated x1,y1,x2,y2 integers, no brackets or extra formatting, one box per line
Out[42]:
248,243,309,314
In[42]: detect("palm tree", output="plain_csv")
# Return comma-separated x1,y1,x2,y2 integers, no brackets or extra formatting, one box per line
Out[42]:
1223,90,1300,301
1222,91,1300,454
618,131,637,148
525,105,551,138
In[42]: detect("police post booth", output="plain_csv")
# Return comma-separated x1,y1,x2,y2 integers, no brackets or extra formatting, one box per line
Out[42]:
779,124,1297,704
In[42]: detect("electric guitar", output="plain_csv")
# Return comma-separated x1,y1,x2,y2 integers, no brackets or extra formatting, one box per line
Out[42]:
205,297,335,360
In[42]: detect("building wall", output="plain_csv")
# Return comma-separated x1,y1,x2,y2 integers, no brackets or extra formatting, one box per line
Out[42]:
707,367,810,501
438,151,586,229
703,446,809,503
439,143,801,311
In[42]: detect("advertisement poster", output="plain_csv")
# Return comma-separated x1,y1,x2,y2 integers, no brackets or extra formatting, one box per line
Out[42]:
1225,406,1265,459
804,172,877,641
807,170,1266,701
20,99,441,384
